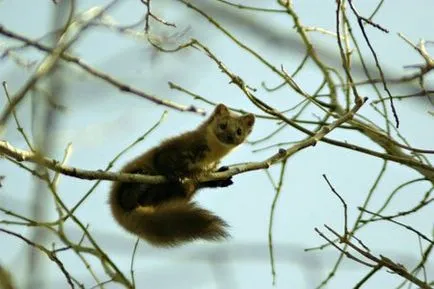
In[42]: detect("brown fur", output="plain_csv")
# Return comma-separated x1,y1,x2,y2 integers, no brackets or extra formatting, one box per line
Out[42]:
109,104,255,247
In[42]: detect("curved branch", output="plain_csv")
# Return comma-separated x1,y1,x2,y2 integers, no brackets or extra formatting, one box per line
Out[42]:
0,95,366,185
0,25,205,117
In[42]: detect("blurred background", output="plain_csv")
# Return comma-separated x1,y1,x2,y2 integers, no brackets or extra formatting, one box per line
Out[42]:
0,0,433,288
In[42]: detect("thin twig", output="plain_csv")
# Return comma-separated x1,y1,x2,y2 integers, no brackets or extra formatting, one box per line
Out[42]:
347,0,399,127
0,25,204,116
0,228,75,289
267,160,288,285
322,174,348,235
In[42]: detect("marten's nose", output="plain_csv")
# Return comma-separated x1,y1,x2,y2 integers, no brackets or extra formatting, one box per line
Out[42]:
227,135,234,143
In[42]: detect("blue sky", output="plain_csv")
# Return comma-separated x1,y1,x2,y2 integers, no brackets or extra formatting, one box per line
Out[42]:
1,0,433,288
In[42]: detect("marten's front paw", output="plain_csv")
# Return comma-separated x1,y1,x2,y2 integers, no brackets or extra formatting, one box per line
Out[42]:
200,178,233,188
200,166,233,188
215,177,233,187
216,166,229,172
166,175,183,183
215,166,233,187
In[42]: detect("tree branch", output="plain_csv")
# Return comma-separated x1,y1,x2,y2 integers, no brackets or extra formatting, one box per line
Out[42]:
0,95,365,185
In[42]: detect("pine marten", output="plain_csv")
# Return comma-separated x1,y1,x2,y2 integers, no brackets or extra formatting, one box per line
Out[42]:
109,104,255,247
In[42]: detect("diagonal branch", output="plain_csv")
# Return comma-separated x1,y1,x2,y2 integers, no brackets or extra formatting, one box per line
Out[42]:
1,90,366,186
0,25,205,117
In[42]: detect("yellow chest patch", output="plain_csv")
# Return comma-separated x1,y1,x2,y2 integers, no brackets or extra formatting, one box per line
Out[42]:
195,128,234,171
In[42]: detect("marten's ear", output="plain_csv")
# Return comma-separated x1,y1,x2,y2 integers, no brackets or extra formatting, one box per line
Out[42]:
242,113,255,128
214,104,229,116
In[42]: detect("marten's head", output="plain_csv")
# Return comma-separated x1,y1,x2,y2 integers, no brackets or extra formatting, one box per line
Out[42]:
209,104,255,146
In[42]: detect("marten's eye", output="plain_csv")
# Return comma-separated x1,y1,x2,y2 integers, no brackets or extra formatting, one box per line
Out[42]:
237,128,242,135
219,123,227,130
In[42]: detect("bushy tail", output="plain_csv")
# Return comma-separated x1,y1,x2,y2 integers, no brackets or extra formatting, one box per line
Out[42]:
112,199,229,247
